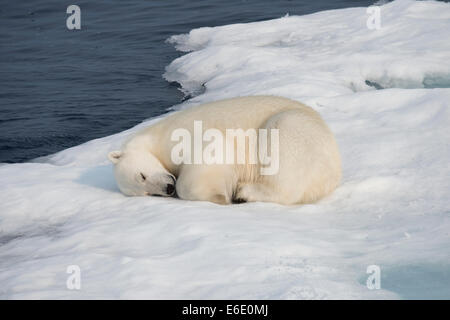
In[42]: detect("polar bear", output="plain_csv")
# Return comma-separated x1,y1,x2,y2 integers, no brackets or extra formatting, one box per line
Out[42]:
108,95,341,205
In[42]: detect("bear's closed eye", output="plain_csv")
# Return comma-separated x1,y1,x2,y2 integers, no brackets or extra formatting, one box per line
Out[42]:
140,173,146,181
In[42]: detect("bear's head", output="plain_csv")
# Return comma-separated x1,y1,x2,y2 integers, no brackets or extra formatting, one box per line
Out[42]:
108,150,176,197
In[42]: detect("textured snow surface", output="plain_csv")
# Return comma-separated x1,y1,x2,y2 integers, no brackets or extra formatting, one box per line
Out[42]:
1,0,449,299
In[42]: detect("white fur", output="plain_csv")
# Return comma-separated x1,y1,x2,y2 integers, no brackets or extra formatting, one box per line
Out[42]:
109,95,341,205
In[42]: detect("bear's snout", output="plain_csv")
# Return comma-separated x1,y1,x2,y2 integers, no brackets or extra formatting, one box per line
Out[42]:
166,176,176,196
166,183,175,196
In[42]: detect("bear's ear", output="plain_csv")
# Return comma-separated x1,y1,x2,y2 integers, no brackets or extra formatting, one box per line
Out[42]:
108,150,123,164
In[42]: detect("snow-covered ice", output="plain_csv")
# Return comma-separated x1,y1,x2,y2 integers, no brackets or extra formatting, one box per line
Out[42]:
1,0,449,299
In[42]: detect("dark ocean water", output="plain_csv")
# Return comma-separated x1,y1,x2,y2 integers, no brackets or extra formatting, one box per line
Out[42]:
0,0,377,163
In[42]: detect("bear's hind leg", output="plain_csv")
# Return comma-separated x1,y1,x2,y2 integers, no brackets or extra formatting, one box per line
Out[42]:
233,181,296,205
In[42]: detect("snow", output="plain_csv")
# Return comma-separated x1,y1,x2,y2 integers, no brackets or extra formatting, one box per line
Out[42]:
1,0,450,299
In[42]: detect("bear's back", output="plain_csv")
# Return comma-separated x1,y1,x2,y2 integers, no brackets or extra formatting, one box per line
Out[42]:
157,95,310,133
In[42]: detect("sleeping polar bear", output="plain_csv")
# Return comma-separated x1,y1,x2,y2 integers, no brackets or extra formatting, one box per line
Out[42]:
108,95,341,205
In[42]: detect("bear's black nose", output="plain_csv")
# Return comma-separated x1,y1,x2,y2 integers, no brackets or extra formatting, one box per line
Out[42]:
166,183,175,196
